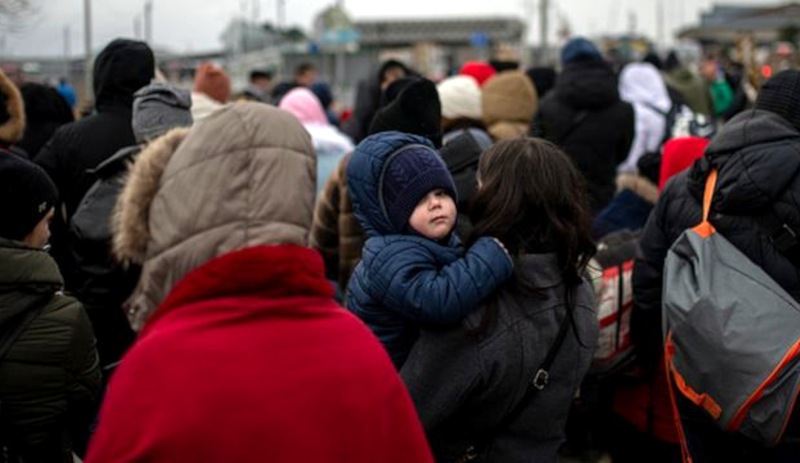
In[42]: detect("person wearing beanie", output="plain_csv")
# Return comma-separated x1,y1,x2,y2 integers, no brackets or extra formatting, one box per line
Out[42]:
531,37,635,213
632,69,800,462
0,68,27,158
191,62,231,121
67,81,193,368
459,61,496,87
436,75,492,238
87,103,433,463
343,59,413,144
345,130,513,368
369,78,443,148
482,71,538,141
35,38,154,289
0,154,101,461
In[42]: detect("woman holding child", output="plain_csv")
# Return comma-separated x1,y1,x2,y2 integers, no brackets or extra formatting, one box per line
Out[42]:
398,138,598,462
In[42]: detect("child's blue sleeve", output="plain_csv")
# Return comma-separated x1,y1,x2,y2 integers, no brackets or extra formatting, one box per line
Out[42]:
370,237,514,324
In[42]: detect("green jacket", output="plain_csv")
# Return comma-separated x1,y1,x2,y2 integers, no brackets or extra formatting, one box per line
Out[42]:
0,238,101,461
664,67,714,118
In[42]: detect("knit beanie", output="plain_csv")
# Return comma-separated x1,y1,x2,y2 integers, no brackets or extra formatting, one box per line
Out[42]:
561,37,603,65
132,82,193,143
437,75,482,121
0,155,57,241
459,61,496,87
659,136,708,191
382,144,458,233
369,78,443,148
193,63,231,104
755,70,800,133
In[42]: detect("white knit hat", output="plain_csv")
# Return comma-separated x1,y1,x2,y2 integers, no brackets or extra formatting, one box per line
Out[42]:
437,75,482,121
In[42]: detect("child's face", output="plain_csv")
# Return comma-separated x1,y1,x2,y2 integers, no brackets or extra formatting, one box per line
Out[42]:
408,189,456,240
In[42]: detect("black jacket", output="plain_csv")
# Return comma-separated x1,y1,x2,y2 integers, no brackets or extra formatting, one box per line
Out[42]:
531,61,635,213
633,109,800,371
0,238,101,461
34,39,153,287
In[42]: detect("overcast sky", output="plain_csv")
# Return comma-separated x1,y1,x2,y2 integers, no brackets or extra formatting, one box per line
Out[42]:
0,0,781,57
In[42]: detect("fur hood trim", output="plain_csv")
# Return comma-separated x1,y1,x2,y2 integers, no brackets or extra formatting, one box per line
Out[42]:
616,173,659,205
112,128,190,264
0,69,25,143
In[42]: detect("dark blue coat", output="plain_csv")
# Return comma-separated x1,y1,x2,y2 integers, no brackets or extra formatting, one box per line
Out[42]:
346,132,513,368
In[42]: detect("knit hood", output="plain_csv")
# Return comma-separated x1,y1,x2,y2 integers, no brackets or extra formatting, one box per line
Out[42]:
113,102,316,330
482,71,538,127
347,131,443,237
555,61,621,110
0,68,25,144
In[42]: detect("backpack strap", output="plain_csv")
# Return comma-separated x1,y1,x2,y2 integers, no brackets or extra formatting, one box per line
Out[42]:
459,285,575,461
0,308,42,362
692,169,718,238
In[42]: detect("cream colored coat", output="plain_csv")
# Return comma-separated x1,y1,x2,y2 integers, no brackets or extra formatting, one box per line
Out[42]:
113,102,316,331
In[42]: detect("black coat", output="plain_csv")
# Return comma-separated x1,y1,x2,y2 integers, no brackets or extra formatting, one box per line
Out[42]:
633,109,800,373
531,61,635,213
34,39,153,288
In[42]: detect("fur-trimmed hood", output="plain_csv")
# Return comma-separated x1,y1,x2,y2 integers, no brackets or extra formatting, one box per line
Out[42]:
0,69,25,144
113,102,316,330
616,172,659,205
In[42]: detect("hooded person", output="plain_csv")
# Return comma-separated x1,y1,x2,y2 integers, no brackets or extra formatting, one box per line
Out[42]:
525,66,557,99
191,62,231,122
34,38,155,288
310,78,444,297
632,70,800,462
436,75,492,237
663,51,714,118
531,37,635,214
0,68,27,158
0,155,102,461
279,87,354,194
17,82,75,159
618,62,672,173
342,59,412,143
482,71,538,141
68,82,192,368
85,102,433,462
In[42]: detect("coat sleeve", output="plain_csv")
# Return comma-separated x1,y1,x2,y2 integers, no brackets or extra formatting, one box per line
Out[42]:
631,182,674,371
368,237,513,325
310,162,343,282
64,301,103,453
401,325,482,430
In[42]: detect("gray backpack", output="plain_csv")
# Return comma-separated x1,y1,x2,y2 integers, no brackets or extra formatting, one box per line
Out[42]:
663,169,800,450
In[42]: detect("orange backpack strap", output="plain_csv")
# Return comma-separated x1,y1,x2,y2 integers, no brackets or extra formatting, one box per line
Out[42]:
692,169,718,238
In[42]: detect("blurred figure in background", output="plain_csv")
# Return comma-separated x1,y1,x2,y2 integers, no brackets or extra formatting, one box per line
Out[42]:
343,59,411,143
482,71,538,141
618,62,670,173
18,82,75,158
56,77,77,110
191,62,231,121
0,68,27,159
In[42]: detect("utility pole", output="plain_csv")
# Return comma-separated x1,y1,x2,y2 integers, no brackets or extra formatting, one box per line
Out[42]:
84,0,92,100
134,15,142,40
540,0,549,64
657,1,664,47
63,25,71,80
144,0,153,44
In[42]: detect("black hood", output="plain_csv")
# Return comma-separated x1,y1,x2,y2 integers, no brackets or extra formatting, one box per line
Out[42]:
555,61,620,110
93,39,154,111
689,109,800,214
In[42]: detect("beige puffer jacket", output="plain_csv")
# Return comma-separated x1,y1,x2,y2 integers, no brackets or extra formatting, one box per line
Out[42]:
113,102,316,331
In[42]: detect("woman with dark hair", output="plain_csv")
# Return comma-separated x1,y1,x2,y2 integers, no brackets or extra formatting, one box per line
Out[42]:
401,137,599,462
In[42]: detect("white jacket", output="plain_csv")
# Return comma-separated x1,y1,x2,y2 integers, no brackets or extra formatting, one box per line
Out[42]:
618,63,671,173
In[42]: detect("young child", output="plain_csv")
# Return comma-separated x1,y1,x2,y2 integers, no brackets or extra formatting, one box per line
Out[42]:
346,131,514,368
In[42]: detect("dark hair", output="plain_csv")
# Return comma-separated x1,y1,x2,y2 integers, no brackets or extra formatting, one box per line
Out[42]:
249,70,272,81
470,138,594,267
467,138,595,332
295,62,315,77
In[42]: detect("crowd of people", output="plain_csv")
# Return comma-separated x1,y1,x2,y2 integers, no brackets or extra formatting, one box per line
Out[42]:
0,34,799,463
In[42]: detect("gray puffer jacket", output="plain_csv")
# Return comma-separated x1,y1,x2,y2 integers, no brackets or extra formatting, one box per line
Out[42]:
401,253,597,462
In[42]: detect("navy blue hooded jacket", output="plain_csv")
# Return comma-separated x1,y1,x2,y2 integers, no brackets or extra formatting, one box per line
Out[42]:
345,131,513,368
